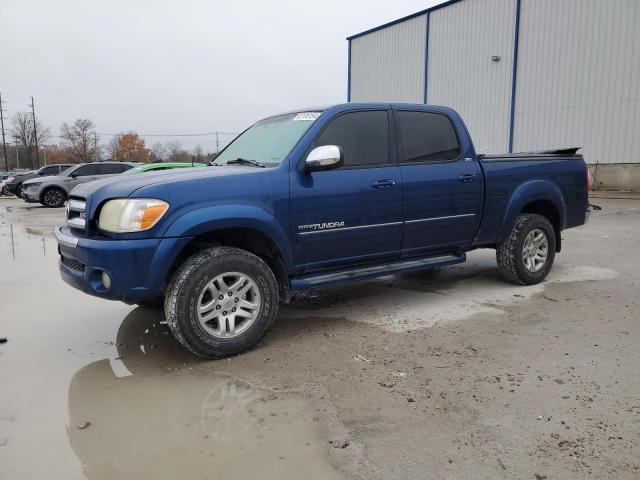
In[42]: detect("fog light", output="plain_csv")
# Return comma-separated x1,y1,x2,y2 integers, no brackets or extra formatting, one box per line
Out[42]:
101,272,111,290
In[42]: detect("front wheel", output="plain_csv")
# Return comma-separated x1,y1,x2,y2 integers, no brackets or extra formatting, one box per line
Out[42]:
496,213,556,285
2,186,12,196
164,246,279,358
41,188,66,208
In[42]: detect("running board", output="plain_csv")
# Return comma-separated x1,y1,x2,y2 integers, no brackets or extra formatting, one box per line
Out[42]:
290,253,466,291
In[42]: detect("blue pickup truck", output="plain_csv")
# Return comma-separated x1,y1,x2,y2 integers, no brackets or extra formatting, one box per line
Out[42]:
54,103,590,358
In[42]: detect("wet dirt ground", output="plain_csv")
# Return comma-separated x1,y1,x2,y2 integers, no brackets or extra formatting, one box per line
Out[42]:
0,194,639,479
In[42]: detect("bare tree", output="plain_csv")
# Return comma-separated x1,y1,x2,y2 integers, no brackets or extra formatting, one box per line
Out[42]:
60,119,97,162
192,144,205,163
11,112,51,169
150,142,166,163
165,141,188,162
106,135,119,160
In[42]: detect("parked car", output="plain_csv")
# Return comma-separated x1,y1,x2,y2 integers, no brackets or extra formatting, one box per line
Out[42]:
124,162,206,174
54,103,590,358
4,164,74,197
1,174,11,196
22,161,138,207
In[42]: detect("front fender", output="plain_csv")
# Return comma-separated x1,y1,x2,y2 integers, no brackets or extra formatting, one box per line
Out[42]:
162,204,293,270
498,180,566,243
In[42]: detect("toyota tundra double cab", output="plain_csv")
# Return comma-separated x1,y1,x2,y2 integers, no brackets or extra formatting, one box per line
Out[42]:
54,103,590,358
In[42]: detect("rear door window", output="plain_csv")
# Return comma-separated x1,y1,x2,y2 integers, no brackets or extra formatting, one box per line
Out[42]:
314,111,390,167
396,111,460,163
72,164,98,176
94,164,128,174
40,166,59,175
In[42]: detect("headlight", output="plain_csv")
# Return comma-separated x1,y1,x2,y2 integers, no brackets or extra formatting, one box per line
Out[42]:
98,198,169,232
26,183,41,189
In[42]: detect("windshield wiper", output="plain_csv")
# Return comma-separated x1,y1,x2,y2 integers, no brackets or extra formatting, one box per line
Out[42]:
226,158,265,168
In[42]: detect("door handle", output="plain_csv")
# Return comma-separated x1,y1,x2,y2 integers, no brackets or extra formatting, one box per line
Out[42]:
457,173,477,182
371,179,396,189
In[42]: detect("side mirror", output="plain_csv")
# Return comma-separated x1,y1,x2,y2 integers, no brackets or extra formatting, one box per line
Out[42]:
305,145,343,172
69,172,78,178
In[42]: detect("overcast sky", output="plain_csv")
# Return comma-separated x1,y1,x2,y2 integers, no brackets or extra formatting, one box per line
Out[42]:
1,0,439,151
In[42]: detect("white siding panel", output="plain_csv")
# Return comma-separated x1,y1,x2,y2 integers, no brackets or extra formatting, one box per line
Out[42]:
350,15,426,103
427,0,515,154
514,0,640,164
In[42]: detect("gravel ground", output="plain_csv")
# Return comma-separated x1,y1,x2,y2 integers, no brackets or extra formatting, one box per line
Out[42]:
0,194,638,479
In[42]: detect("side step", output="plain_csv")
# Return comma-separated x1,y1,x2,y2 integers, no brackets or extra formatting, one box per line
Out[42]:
290,253,465,291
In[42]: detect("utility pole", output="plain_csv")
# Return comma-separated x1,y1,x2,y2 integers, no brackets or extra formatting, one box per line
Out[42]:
30,96,41,169
216,131,219,154
0,93,8,172
14,136,19,169
94,132,98,161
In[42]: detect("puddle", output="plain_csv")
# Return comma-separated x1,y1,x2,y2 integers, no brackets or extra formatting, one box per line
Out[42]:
68,361,340,480
0,223,343,480
283,250,617,332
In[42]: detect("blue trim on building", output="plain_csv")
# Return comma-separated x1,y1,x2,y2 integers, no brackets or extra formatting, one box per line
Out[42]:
423,12,430,104
347,40,352,102
346,0,465,40
508,0,522,153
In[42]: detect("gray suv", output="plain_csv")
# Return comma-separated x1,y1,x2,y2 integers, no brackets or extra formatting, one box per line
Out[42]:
21,161,138,207
5,164,74,197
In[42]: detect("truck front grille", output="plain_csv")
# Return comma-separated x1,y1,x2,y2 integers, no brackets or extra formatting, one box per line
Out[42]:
61,255,85,273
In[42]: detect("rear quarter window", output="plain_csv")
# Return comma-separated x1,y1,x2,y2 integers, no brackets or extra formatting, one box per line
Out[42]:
396,111,460,163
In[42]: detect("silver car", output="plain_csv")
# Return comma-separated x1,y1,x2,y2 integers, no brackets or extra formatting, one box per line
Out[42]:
21,161,138,207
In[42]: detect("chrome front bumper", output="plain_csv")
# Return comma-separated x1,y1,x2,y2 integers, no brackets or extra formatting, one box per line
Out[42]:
53,226,78,248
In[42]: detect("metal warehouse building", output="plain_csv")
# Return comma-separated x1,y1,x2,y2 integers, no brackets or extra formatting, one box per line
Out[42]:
347,0,640,191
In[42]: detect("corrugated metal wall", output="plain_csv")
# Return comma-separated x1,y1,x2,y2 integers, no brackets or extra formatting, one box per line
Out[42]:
513,0,640,164
349,0,640,164
350,15,426,103
427,0,515,154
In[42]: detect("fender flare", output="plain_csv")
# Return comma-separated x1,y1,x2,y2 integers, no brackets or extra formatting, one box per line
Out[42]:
497,180,566,244
162,204,293,271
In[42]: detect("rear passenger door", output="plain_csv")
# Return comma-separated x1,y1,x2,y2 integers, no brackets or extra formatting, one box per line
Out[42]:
394,109,482,256
290,110,403,272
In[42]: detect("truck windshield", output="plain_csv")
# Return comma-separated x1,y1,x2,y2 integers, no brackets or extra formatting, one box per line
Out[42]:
213,112,322,167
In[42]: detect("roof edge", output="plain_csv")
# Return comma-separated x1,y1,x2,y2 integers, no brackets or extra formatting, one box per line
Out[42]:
346,0,463,41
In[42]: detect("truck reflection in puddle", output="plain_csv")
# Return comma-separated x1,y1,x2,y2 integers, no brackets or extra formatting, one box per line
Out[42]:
66,307,344,480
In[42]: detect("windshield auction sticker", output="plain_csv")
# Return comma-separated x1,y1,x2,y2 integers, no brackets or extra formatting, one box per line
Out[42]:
293,112,321,121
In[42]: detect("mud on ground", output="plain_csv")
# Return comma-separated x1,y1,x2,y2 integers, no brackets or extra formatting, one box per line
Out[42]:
0,195,638,479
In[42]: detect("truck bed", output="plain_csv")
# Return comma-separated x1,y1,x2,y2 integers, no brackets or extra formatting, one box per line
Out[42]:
473,148,589,248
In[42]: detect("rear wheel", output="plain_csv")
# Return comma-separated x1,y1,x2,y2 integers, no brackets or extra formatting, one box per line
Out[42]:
41,188,66,208
496,213,556,285
164,246,279,358
2,186,11,196
15,184,23,198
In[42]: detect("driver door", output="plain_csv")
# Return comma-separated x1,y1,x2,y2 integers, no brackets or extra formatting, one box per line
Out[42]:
290,110,403,273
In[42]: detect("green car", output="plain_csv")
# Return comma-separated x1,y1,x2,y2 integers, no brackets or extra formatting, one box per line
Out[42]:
124,162,206,174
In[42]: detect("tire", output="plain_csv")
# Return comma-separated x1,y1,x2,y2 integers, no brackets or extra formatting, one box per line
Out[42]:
496,213,556,285
2,186,11,196
164,246,279,358
41,187,66,208
14,184,22,198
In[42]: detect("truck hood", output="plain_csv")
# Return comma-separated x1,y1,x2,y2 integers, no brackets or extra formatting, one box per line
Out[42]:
71,165,261,200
